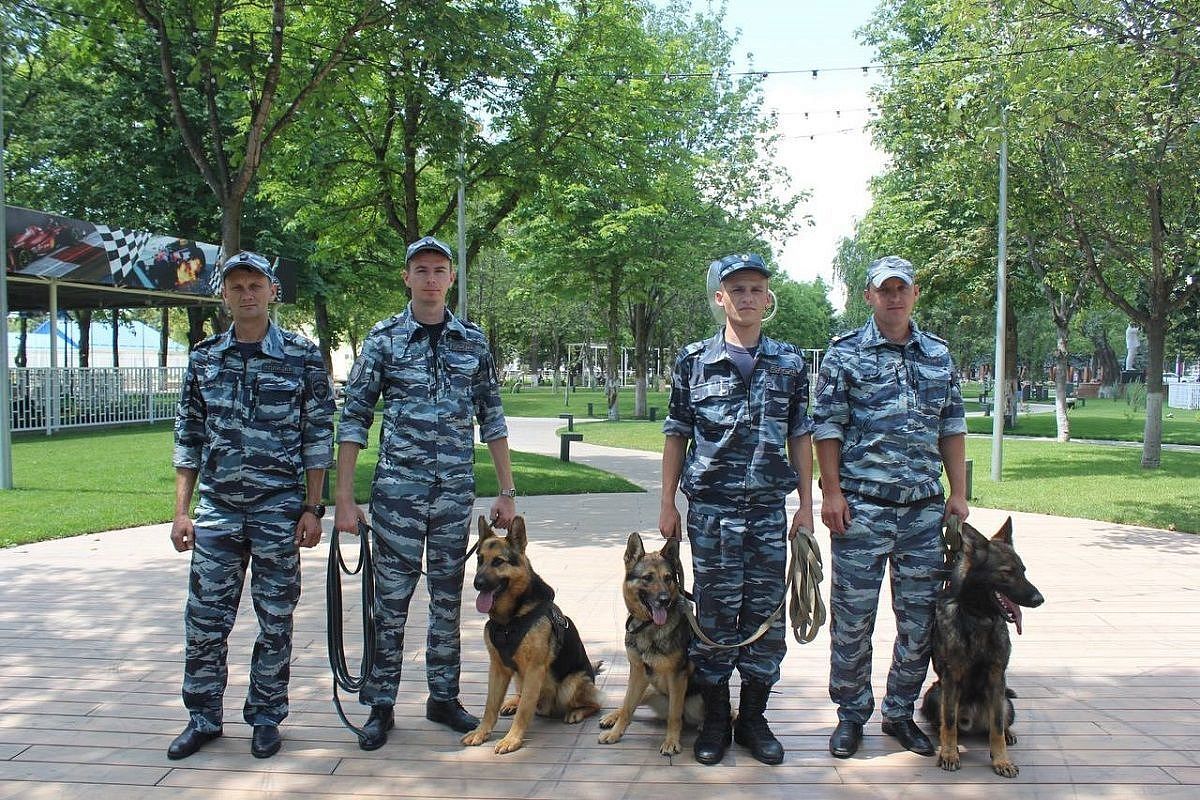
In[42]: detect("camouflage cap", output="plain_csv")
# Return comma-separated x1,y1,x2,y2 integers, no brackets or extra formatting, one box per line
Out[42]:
711,252,771,282
218,251,276,285
406,235,453,263
866,255,915,288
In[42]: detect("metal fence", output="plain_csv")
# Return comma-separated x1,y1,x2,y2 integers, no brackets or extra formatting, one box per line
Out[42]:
8,367,185,434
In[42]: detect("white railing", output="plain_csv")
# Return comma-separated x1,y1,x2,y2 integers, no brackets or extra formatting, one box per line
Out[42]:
8,367,185,434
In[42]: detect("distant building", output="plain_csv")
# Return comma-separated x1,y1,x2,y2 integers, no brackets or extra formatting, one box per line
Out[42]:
7,318,187,368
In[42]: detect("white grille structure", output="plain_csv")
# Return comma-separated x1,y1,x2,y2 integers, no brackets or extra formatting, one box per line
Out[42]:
8,367,185,434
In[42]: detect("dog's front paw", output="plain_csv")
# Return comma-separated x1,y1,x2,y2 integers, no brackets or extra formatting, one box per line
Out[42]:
598,710,620,730
500,695,520,716
1005,729,1017,745
992,758,1019,778
494,734,524,754
460,728,489,747
598,727,624,744
937,747,961,772
658,736,682,756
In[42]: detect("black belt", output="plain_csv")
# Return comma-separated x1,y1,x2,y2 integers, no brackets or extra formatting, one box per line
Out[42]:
846,491,943,508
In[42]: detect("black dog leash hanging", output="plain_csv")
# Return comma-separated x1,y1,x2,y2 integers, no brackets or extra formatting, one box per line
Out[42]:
326,520,377,742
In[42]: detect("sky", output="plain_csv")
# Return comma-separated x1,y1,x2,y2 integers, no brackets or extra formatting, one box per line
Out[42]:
699,0,888,307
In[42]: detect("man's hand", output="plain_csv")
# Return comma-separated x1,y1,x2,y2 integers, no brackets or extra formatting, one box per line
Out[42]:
171,514,195,552
489,495,516,529
295,512,323,548
659,501,682,540
788,505,815,540
821,490,852,535
944,493,970,525
334,498,367,534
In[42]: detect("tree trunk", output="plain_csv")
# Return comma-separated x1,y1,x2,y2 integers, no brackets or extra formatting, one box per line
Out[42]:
1141,317,1165,469
606,268,621,420
15,316,28,367
159,308,169,368
77,310,92,368
186,307,208,350
1053,322,1071,442
220,197,244,260
313,294,334,373
632,302,650,418
111,309,120,368
1004,298,1018,425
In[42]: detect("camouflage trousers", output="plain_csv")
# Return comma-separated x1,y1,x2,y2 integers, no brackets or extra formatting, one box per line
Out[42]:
828,494,944,723
361,479,474,706
686,499,788,686
183,505,301,732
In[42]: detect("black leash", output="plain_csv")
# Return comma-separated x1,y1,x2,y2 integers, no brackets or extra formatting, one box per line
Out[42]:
326,520,376,742
325,519,483,742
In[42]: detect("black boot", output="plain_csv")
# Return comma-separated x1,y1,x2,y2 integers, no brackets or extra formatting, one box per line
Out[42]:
693,679,732,765
733,680,784,765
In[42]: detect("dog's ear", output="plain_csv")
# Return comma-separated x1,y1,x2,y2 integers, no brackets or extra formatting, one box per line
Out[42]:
660,536,684,581
960,523,988,559
509,515,528,552
624,532,645,568
992,516,1014,546
477,515,495,541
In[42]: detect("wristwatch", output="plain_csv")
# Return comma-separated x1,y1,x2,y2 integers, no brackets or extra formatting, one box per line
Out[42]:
499,487,517,499
301,503,327,518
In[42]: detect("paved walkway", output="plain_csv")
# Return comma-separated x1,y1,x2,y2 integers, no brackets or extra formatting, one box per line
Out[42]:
1,419,1197,798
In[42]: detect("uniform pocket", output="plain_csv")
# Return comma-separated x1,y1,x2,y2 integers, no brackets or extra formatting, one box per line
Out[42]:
764,373,792,419
254,375,300,422
691,378,735,432
444,349,480,391
916,363,951,411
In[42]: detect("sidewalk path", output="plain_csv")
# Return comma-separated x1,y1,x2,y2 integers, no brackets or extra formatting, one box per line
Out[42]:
1,419,1197,798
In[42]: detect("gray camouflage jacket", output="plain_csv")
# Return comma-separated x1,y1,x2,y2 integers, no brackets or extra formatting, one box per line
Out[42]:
174,322,336,510
663,330,814,507
812,316,966,504
337,304,507,487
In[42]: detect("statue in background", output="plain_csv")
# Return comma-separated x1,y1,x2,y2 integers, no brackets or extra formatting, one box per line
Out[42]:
1124,324,1141,370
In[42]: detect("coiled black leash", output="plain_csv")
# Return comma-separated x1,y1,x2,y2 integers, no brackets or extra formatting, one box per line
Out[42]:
326,520,376,742
325,518,484,742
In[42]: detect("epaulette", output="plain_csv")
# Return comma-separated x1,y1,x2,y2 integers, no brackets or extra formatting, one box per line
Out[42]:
830,329,858,345
192,332,222,351
681,340,707,356
922,330,949,345
368,312,408,336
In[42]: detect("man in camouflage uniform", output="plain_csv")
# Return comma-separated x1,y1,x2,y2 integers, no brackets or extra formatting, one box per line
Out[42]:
661,253,814,766
334,235,516,750
170,251,335,760
813,255,969,759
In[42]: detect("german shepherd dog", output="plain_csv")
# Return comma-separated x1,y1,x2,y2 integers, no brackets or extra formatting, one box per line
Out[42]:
921,517,1044,777
461,515,604,754
598,533,704,755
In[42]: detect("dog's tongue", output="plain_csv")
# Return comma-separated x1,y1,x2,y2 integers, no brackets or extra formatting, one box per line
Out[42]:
652,606,668,626
476,590,495,614
997,593,1024,635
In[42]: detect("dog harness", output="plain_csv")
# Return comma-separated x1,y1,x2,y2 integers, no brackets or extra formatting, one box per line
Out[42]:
486,575,596,681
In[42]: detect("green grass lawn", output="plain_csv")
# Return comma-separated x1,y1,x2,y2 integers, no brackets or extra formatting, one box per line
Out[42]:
0,423,640,548
572,419,1200,533
965,397,1200,444
499,386,670,418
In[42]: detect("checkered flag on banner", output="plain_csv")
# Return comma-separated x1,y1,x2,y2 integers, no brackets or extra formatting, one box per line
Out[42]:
94,225,152,277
